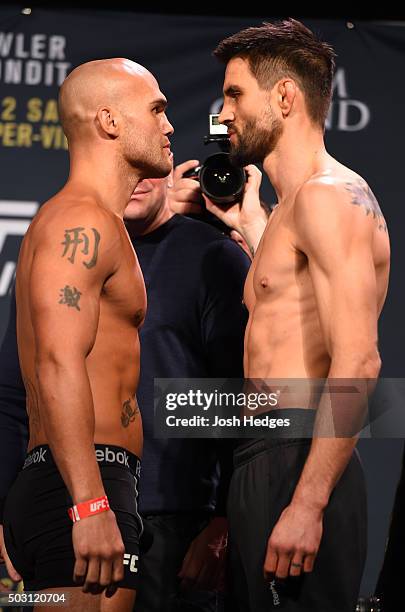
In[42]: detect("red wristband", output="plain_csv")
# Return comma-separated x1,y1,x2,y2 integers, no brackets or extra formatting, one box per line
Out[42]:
68,495,110,522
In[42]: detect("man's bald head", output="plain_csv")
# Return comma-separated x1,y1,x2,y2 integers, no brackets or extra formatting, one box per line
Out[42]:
58,57,174,179
58,58,157,142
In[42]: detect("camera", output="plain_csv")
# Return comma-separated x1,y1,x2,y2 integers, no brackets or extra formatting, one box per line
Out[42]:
183,114,246,205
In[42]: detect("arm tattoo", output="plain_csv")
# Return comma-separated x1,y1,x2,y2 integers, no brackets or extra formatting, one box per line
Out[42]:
345,180,387,232
23,375,41,431
121,398,139,428
59,285,82,310
61,227,100,268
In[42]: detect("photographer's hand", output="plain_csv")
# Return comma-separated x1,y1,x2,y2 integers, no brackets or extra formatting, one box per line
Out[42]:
203,165,268,257
168,159,203,215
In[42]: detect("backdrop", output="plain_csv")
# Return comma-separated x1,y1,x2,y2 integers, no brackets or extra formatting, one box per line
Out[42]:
0,6,404,595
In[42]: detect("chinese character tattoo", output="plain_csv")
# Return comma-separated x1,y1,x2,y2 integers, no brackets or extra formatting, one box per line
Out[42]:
61,227,101,268
59,285,82,311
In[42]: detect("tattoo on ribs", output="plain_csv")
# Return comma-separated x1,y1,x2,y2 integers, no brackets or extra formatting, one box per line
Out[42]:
59,285,82,310
61,227,100,268
345,180,387,231
23,376,41,431
121,398,139,428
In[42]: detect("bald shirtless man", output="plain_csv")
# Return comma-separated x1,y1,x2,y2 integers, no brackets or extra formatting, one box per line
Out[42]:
204,19,390,612
2,58,173,611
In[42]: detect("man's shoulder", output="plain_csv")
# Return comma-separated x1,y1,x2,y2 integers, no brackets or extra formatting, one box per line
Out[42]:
294,168,383,225
30,194,120,242
295,164,377,206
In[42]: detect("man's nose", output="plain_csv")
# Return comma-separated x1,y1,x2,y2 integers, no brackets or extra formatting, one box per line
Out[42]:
218,102,234,126
164,114,174,136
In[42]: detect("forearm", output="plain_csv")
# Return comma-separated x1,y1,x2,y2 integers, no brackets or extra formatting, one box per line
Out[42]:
239,217,267,257
292,437,357,511
36,359,104,504
292,355,380,510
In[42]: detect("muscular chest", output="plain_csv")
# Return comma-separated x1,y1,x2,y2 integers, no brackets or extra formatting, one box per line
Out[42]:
244,206,306,310
102,239,147,329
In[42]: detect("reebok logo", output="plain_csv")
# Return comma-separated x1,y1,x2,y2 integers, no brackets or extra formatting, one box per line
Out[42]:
123,553,138,573
95,447,129,468
269,580,281,607
23,447,47,469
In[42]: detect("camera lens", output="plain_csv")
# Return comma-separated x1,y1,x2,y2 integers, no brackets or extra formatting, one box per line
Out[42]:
199,152,245,204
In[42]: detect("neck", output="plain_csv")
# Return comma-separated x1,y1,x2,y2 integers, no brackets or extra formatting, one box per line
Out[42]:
263,123,328,203
65,144,142,218
125,197,175,237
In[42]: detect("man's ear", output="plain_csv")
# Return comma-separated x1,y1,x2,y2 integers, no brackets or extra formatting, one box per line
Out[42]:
277,79,297,118
96,106,119,138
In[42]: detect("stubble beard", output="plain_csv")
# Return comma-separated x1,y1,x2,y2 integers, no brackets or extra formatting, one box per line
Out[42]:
229,108,283,167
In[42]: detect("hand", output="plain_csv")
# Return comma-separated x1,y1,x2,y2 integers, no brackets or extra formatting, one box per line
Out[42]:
178,517,228,592
168,159,203,215
263,502,323,580
203,165,267,254
0,524,22,583
72,509,125,597
230,230,253,260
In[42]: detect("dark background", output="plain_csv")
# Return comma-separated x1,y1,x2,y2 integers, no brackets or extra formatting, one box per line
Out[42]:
0,4,404,596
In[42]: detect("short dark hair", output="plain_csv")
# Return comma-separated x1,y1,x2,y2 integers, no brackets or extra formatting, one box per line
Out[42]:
213,18,336,128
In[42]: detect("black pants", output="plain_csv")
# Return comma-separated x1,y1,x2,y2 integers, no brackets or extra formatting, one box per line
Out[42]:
135,513,225,612
227,438,367,612
375,443,405,611
3,444,142,592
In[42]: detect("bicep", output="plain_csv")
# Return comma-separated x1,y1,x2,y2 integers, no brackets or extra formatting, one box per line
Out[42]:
30,245,102,359
294,182,379,356
308,247,378,355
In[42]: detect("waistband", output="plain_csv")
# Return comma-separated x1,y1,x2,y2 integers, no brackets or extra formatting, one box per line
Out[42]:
235,408,316,467
23,444,141,477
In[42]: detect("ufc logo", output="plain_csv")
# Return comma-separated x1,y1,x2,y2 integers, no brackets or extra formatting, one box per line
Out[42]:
123,554,138,573
0,201,39,296
90,499,108,512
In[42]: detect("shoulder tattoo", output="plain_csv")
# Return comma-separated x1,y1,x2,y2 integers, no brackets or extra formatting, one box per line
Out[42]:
61,227,101,268
345,180,387,232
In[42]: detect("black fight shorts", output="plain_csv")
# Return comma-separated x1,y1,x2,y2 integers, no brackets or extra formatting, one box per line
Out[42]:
227,409,367,612
3,444,142,592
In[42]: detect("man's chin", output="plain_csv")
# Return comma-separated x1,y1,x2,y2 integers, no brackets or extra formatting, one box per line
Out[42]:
141,161,171,180
229,149,259,167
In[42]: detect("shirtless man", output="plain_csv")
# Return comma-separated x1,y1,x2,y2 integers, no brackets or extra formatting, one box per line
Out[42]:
204,19,390,612
2,58,173,611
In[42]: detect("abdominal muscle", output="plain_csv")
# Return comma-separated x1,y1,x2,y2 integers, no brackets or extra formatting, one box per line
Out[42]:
244,301,330,412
